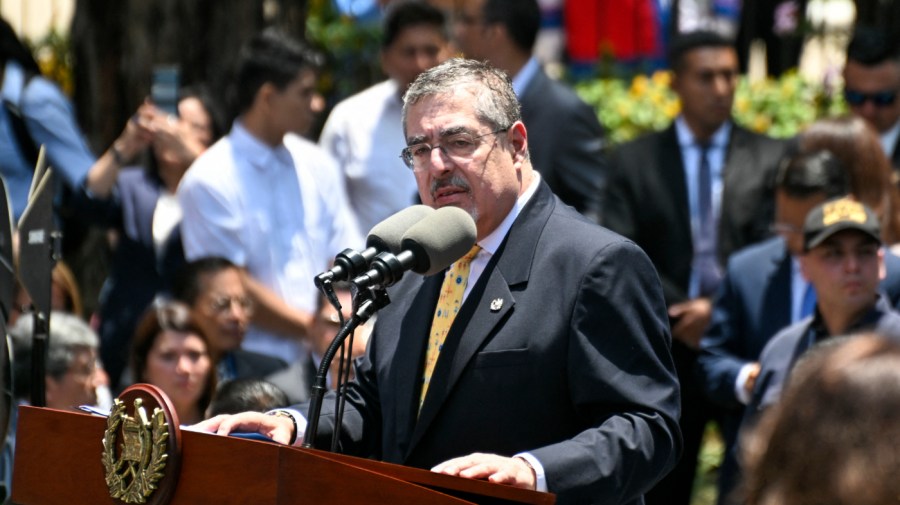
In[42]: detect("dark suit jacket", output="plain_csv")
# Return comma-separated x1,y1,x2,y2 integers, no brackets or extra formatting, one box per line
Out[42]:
266,354,317,405
226,349,288,381
520,67,606,222
304,183,681,505
748,295,900,421
602,123,787,305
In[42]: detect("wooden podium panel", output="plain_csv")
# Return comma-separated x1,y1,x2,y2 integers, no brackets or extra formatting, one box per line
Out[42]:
11,407,553,505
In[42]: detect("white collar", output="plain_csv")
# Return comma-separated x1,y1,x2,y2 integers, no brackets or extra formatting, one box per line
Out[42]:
476,172,541,256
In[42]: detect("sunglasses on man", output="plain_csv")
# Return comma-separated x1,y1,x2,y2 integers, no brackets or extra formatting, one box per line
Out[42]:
844,89,898,107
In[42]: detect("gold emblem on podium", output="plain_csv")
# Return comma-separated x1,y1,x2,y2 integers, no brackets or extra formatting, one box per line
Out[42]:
102,397,170,503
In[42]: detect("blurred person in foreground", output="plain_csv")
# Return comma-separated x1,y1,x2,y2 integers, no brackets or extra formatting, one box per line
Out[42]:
741,335,900,505
196,58,680,505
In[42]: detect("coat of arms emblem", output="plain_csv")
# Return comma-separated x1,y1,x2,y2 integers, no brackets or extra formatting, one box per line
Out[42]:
102,397,170,503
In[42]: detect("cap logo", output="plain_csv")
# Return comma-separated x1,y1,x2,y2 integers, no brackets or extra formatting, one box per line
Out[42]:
822,199,867,226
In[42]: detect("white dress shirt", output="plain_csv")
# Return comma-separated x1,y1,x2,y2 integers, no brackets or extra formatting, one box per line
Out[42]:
319,79,420,234
179,121,362,363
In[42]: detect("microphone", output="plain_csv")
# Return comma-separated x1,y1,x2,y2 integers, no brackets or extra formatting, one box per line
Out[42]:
351,206,477,289
315,205,435,287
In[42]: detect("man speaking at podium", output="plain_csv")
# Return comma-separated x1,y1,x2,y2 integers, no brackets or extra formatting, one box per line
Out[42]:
198,59,681,505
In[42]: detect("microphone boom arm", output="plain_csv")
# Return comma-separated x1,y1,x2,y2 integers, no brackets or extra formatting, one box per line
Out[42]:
302,285,390,449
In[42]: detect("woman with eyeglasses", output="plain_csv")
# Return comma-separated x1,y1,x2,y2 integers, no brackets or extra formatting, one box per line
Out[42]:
129,301,217,425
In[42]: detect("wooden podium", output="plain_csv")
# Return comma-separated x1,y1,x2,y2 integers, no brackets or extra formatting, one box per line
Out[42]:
11,406,554,505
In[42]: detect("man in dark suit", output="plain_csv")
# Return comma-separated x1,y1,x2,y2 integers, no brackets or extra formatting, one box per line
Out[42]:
602,30,787,505
453,0,606,222
198,58,681,504
696,149,900,504
172,257,288,383
842,26,900,173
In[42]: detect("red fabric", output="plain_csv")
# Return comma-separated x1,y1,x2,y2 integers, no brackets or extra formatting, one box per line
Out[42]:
565,0,660,61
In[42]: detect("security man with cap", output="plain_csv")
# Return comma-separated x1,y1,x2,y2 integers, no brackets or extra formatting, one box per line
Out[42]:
744,196,900,424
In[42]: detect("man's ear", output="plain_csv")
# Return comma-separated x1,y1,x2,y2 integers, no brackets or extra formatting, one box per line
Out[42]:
256,82,277,109
508,122,528,164
879,247,886,281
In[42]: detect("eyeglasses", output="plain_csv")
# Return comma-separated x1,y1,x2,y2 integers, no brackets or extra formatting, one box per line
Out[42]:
844,89,898,107
400,127,508,171
209,295,254,315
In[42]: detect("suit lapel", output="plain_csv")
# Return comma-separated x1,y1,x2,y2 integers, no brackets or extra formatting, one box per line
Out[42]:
404,183,554,458
660,127,692,249
765,244,793,332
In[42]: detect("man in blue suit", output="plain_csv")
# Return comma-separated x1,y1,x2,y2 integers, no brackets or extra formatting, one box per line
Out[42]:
698,150,900,504
746,196,900,420
198,58,680,505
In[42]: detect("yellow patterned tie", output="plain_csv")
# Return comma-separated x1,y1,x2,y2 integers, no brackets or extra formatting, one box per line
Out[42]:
420,245,481,409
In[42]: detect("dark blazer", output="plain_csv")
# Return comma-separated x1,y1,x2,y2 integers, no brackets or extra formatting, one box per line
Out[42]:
73,167,184,389
305,183,681,505
266,354,317,405
697,236,900,503
226,349,288,381
602,123,787,305
747,295,900,421
519,67,606,222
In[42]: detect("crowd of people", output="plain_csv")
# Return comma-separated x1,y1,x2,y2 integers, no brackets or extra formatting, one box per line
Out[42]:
2,0,900,504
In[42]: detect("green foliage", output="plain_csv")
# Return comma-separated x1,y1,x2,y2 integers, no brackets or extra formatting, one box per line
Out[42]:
575,71,848,145
306,0,384,101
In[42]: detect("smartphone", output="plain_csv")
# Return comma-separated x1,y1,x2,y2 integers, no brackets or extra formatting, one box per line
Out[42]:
151,65,180,116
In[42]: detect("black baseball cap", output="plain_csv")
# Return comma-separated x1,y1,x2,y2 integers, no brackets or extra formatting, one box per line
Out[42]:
803,197,881,252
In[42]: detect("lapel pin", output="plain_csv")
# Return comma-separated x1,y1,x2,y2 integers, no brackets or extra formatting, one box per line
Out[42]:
490,298,503,311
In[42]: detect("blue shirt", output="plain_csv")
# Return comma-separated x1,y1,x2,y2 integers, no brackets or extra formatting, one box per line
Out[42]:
1,60,96,221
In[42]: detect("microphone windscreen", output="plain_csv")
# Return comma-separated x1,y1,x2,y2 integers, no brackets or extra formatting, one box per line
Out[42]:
401,206,477,276
366,205,435,253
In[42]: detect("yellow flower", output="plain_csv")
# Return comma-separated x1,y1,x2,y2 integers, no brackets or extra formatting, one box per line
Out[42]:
651,70,672,87
630,75,649,97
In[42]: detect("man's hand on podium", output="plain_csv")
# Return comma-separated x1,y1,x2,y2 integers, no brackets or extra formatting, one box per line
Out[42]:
431,453,537,490
192,412,296,445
